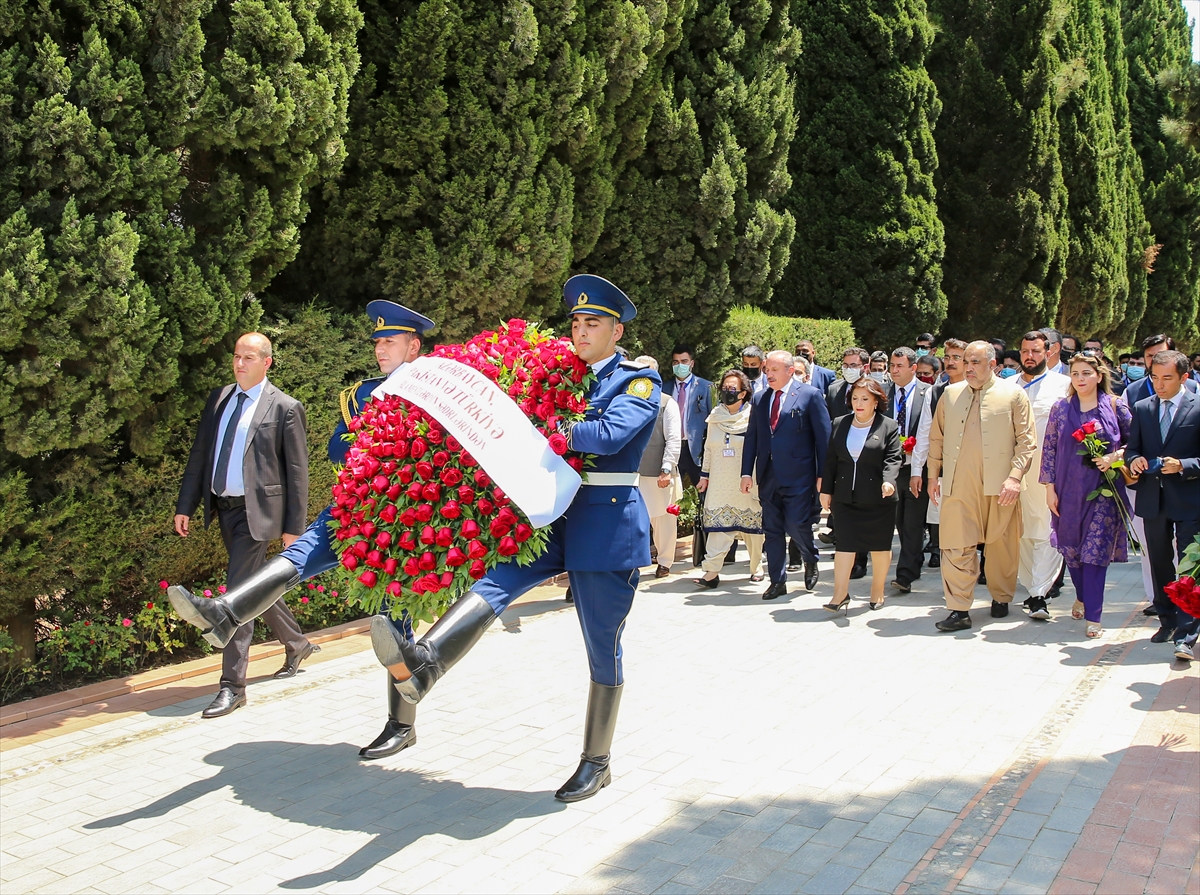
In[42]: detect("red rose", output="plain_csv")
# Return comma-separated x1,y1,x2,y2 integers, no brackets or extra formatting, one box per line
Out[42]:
902,436,916,454
467,539,488,559
403,557,420,576
1082,420,1099,434
399,508,418,526
506,318,527,337
415,504,434,522
367,550,384,568
399,464,414,484
384,557,399,575
1071,427,1086,443
461,519,481,539
497,506,519,526
358,570,378,588
468,559,487,580
398,531,417,551
379,504,397,524
386,580,403,596
497,536,520,557
440,467,463,486
418,552,437,572
567,456,584,472
548,433,568,455
341,553,358,571
666,504,681,516
432,450,450,467
514,523,533,543
416,461,434,481
351,540,369,559
474,469,492,488
410,438,428,458
446,435,461,452
490,519,512,538
440,500,462,519
375,531,392,549
476,498,495,516
435,527,454,547
460,452,477,467
427,427,443,445
445,547,468,567
420,573,443,592
457,485,476,504
422,482,442,501
420,525,437,545
361,521,377,538
406,482,423,500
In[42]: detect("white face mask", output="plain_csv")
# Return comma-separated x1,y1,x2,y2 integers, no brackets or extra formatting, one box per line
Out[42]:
842,366,862,383
868,371,886,383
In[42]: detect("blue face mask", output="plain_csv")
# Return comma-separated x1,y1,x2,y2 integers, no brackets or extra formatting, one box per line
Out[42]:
998,367,1019,379
672,363,692,380
1126,366,1145,381
915,348,929,359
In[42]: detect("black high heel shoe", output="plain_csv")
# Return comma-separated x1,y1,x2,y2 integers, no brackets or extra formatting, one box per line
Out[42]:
869,597,885,611
694,575,719,589
823,596,850,615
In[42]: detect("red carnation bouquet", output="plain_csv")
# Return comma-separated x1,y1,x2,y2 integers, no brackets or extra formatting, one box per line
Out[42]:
1165,535,1200,619
329,320,592,622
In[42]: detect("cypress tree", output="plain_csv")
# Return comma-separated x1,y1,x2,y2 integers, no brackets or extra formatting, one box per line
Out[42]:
1123,0,1200,347
583,0,800,361
1053,0,1132,339
0,0,362,458
927,0,1069,342
775,0,944,350
281,0,684,342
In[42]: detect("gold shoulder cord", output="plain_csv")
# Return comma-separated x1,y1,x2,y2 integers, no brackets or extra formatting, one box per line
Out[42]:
339,382,362,428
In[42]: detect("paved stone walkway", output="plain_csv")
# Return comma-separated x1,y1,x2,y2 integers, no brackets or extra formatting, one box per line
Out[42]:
2,550,1197,894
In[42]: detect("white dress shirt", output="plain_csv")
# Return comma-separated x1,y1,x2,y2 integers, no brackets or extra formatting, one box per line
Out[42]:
892,380,918,436
660,396,682,473
213,379,266,496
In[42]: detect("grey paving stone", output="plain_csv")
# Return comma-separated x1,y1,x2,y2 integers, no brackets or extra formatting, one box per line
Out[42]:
671,854,736,889
1026,827,1077,861
693,812,750,840
859,812,911,843
759,823,816,855
978,834,1030,868
809,818,865,849
836,797,889,823
1007,853,1063,889
707,829,770,859
1011,789,1059,815
882,831,936,864
852,856,914,892
829,836,888,870
620,858,688,895
724,847,787,884
651,883,701,895
960,859,1013,892
905,807,957,837
702,874,763,894
998,809,1048,841
884,791,934,818
1058,784,1103,811
1044,804,1091,834
801,861,862,895
780,843,839,875
748,868,808,894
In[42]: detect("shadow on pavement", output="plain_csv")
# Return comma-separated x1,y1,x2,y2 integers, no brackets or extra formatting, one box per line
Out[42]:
83,741,565,888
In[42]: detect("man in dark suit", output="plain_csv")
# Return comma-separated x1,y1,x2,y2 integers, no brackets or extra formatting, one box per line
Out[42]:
662,344,713,487
796,340,835,394
887,348,931,593
1127,350,1200,661
174,333,314,717
742,350,832,598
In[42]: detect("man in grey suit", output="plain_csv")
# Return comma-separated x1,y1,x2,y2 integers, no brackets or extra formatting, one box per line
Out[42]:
174,333,315,717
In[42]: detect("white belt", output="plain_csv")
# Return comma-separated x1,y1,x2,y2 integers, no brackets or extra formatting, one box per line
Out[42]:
582,472,639,486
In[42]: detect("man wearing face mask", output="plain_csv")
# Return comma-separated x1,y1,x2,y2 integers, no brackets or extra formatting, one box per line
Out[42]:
663,345,714,488
1060,334,1080,364
1041,327,1067,375
741,346,769,396
1015,331,1071,619
915,334,936,360
869,352,890,384
796,340,835,393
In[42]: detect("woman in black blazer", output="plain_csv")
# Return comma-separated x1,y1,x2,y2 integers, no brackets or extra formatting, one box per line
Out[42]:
820,378,902,613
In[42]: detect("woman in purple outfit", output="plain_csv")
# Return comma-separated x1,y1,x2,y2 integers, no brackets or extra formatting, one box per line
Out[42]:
1041,352,1133,637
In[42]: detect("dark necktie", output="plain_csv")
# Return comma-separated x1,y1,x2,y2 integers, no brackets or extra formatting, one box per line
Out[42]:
1160,399,1174,441
770,389,783,431
897,386,908,435
213,392,248,496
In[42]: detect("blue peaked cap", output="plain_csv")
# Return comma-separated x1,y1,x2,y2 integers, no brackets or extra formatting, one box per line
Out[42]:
365,300,436,338
563,274,637,323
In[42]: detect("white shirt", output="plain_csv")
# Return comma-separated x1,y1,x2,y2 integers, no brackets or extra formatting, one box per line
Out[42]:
1022,370,1071,446
910,387,934,478
891,380,918,436
660,395,682,473
213,379,266,496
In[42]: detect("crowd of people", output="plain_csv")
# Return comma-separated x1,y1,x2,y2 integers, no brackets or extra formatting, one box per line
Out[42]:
636,330,1200,660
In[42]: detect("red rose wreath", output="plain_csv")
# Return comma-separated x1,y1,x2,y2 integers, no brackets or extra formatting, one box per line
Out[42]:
329,320,592,622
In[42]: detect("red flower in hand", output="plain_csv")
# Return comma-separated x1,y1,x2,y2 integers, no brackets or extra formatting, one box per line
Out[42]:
902,436,916,454
666,504,681,516
1082,420,1100,434
1071,427,1086,443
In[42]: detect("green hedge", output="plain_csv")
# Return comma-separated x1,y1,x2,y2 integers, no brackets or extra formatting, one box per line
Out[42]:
709,306,858,373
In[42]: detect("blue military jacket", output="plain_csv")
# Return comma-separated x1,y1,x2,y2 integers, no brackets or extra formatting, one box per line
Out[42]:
328,377,383,465
562,356,661,571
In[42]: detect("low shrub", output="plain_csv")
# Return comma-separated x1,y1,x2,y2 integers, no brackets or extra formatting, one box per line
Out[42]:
712,306,858,371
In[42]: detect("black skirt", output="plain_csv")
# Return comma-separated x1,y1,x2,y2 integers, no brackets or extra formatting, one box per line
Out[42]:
833,500,896,553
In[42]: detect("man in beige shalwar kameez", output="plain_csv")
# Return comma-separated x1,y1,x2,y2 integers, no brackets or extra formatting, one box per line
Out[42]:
928,342,1037,631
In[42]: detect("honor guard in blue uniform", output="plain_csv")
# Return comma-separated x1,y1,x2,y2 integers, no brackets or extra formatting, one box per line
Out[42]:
370,274,661,802
169,300,436,760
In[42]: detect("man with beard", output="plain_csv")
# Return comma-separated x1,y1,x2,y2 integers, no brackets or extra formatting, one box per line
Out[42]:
1015,332,1070,619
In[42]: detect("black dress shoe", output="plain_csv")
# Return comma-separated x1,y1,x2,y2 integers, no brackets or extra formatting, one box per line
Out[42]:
565,587,573,603
655,565,671,579
762,581,787,601
359,720,416,759
1046,582,1062,599
928,553,941,568
891,579,911,594
202,687,245,718
804,561,819,591
1142,606,1159,617
935,611,972,632
991,600,1009,618
1150,626,1175,644
274,642,320,678
850,563,867,580
694,575,719,589
787,563,801,572
978,571,988,586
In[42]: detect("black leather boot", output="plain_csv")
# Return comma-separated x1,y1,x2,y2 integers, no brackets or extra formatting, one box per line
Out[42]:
360,671,417,760
168,556,300,648
555,681,623,803
371,591,496,704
